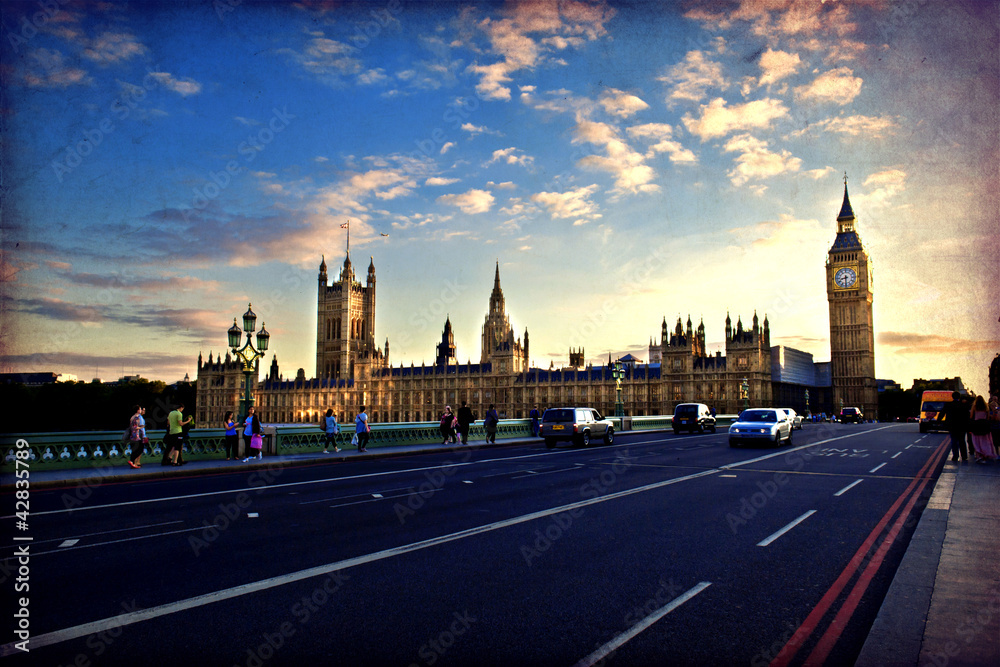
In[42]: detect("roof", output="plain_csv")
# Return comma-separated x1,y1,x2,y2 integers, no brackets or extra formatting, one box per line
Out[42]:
837,183,855,221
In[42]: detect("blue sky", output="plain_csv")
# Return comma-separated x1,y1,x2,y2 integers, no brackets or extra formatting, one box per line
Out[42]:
2,0,998,395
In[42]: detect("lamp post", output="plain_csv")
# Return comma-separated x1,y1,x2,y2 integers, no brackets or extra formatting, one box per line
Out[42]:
612,360,625,417
741,377,749,413
228,303,270,424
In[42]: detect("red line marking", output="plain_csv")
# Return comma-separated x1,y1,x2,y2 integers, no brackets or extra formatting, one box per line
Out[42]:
803,441,948,665
770,439,948,667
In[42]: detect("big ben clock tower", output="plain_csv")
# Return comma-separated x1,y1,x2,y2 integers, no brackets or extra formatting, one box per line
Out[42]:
826,176,877,418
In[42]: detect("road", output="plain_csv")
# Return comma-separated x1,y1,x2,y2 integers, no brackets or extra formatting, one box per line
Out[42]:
1,422,947,666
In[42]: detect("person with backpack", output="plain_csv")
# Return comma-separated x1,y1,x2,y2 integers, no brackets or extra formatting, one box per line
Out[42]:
127,405,146,469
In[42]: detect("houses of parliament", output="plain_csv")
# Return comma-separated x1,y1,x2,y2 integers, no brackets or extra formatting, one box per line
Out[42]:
195,184,878,425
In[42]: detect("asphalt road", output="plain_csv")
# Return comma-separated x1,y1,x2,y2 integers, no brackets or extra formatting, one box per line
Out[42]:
1,422,948,666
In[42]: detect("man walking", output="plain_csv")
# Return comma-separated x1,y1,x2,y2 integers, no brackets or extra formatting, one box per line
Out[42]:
457,401,475,445
944,392,969,462
164,402,192,466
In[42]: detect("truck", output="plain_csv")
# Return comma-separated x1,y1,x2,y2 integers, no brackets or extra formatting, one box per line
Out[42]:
919,390,955,433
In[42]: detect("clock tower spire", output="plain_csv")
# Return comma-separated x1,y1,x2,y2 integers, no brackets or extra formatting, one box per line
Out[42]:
826,176,877,418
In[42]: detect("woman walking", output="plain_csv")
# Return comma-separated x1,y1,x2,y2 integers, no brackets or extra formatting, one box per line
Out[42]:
223,411,238,460
127,405,146,468
323,408,340,453
484,404,499,444
355,406,370,453
242,406,262,462
969,395,997,463
439,406,457,444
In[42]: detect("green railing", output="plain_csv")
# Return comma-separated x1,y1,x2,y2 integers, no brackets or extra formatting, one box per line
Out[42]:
0,415,747,470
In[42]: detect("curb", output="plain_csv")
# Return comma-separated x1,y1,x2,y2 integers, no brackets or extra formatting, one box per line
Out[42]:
854,465,955,666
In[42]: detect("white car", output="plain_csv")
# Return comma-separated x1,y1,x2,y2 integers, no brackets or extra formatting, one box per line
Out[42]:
729,408,794,448
780,408,803,430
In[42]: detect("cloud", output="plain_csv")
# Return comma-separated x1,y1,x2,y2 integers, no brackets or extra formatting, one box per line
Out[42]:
682,97,789,140
804,167,836,179
659,50,727,103
758,48,801,88
81,32,148,64
10,296,219,339
461,123,501,137
795,67,863,105
148,72,202,96
530,184,601,224
572,117,661,194
425,177,460,186
859,168,906,207
626,123,697,164
280,36,362,85
794,114,900,138
464,1,616,101
440,141,456,154
599,88,649,118
486,147,535,168
21,49,91,88
437,188,495,214
723,134,802,187
877,332,1000,355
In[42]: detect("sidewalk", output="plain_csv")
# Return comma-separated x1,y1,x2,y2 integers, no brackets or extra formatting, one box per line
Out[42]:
857,457,1000,667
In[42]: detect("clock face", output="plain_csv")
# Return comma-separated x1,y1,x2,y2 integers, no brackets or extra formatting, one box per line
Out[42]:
834,267,857,289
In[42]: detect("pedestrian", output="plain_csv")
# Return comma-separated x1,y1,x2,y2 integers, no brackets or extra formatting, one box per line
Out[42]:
968,395,997,463
943,392,969,462
355,405,370,453
322,408,340,453
223,411,238,460
439,405,457,444
127,405,147,468
164,402,193,466
990,396,1000,457
529,406,540,437
484,404,499,444
457,401,475,445
241,406,262,462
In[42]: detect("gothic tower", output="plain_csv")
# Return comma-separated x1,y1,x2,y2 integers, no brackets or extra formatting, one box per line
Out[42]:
316,253,379,379
826,178,877,417
480,261,528,373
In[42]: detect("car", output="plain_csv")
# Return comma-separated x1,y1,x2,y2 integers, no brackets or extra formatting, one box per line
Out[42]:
539,407,614,448
671,403,717,434
729,408,793,448
780,408,803,430
840,407,863,423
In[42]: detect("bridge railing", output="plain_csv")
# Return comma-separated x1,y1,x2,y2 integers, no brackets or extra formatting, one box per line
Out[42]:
0,415,743,470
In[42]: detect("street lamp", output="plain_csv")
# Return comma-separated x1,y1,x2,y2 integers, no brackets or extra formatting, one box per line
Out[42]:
612,360,625,417
741,377,749,412
228,303,270,423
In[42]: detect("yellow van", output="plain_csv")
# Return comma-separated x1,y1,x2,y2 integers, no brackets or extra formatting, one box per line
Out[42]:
919,390,955,433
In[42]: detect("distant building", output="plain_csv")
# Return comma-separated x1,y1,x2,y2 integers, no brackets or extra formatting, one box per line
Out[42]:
911,378,966,394
0,372,59,385
770,346,834,415
877,379,902,393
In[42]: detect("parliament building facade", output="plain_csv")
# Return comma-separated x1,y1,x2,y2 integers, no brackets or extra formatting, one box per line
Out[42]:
196,184,876,426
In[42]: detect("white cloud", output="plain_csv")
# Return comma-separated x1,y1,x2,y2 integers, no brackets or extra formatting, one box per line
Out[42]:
486,147,535,168
21,49,90,88
626,123,697,164
358,68,388,85
599,88,649,118
682,97,789,140
795,67,863,105
659,50,727,103
804,167,836,179
723,134,802,187
461,123,501,137
437,188,495,214
859,168,906,207
531,184,601,224
148,72,202,96
573,118,659,194
440,142,456,155
758,49,801,88
81,32,148,64
426,177,460,186
794,114,899,138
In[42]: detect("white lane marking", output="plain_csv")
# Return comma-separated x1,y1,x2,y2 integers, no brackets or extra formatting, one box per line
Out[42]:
297,485,416,506
58,539,79,548
757,510,817,547
1,466,723,657
247,513,258,518
510,467,579,480
0,521,183,553
462,480,473,484
719,474,737,478
834,479,864,497
13,526,206,559
891,452,902,459
371,494,383,498
869,463,887,473
573,582,712,667
6,425,898,519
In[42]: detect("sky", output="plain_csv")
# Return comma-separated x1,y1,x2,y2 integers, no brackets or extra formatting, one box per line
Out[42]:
1,0,998,396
